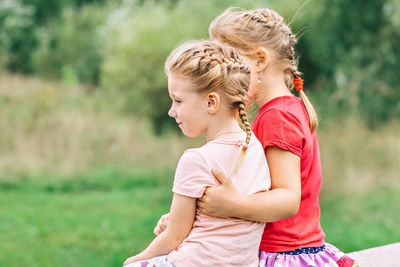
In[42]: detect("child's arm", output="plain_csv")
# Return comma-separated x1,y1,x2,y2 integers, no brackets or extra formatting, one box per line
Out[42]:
123,193,196,265
198,146,301,223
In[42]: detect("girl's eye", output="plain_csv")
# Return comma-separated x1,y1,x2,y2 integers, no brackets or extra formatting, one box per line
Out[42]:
174,99,181,104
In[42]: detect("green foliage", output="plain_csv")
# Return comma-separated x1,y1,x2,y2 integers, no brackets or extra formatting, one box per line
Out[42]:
101,1,204,133
0,0,109,74
21,0,68,24
0,0,36,72
303,0,400,126
32,5,107,84
100,0,263,133
0,0,399,130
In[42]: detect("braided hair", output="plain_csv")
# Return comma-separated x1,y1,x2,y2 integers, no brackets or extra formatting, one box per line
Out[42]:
210,7,318,132
165,40,252,147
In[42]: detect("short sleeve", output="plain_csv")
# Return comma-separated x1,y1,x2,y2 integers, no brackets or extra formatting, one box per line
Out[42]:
256,108,305,157
172,149,215,198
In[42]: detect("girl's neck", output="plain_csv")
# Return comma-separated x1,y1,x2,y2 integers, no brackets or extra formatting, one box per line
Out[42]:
256,67,292,108
205,116,243,143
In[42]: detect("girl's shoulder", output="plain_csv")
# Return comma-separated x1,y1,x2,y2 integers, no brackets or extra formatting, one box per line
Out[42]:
252,96,310,157
178,144,215,170
258,95,303,117
254,95,308,129
180,147,206,165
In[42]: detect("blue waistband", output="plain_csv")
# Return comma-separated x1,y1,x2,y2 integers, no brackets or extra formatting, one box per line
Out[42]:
280,245,326,255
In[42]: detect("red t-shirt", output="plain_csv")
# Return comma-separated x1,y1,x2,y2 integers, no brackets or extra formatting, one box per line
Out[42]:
252,95,325,252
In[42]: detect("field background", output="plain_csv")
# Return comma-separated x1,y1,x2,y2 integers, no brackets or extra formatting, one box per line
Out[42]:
1,0,399,266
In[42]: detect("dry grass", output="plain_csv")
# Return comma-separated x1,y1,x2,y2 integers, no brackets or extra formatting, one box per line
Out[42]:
319,118,400,196
0,72,399,196
0,72,201,179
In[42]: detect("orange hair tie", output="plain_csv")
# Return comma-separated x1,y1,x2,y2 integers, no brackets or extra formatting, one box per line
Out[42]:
293,77,304,92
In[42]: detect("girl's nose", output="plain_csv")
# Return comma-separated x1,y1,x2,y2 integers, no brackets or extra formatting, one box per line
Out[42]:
168,107,176,118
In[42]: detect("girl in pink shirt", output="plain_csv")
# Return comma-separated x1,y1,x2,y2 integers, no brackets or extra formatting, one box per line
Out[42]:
123,40,271,267
156,7,358,267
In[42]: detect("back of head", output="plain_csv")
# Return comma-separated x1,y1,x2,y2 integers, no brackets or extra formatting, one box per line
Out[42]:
209,7,318,132
165,40,252,144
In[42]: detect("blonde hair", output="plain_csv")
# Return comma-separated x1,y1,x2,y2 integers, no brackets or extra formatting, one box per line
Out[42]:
209,7,318,132
165,40,252,174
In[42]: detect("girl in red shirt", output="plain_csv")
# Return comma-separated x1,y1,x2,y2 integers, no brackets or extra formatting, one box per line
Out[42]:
197,7,357,267
155,7,357,267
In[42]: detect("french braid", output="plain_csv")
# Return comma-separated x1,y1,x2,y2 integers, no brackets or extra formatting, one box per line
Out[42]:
165,40,253,176
210,7,319,132
238,103,251,146
165,40,252,144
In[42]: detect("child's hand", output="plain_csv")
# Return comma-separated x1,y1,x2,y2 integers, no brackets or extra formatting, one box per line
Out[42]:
154,213,169,236
197,170,240,218
123,255,138,266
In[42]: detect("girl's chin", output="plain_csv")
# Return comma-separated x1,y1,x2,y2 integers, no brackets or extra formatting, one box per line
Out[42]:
181,130,201,138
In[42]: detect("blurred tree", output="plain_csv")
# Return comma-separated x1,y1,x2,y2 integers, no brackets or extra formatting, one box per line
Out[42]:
100,0,262,133
33,5,106,84
0,0,109,74
304,0,400,126
1,0,399,132
0,0,35,72
21,0,67,25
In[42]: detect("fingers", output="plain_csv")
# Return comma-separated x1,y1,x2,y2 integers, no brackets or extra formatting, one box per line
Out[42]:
199,186,209,201
160,213,169,230
153,213,169,236
153,226,161,236
123,257,134,266
198,188,208,205
154,222,165,236
211,169,228,184
197,197,205,212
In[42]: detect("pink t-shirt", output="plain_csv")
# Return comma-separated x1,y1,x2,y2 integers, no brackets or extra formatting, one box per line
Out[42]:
167,133,271,267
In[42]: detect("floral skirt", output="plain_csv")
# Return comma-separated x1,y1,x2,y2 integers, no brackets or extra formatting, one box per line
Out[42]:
124,243,354,267
124,255,176,267
258,243,355,267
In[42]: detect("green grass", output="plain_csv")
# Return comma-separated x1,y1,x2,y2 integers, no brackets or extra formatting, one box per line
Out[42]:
0,169,173,267
321,188,400,252
0,166,169,193
1,168,399,266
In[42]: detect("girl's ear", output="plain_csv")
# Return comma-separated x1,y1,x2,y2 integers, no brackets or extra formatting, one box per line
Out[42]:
255,47,269,72
207,92,220,114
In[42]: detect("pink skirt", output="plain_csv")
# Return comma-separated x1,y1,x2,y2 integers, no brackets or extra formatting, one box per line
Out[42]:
259,243,355,267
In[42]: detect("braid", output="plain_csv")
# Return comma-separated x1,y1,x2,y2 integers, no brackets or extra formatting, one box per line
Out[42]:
198,49,249,74
238,103,251,145
230,101,251,177
289,67,318,132
244,9,290,37
209,7,320,133
165,40,252,177
289,67,302,80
